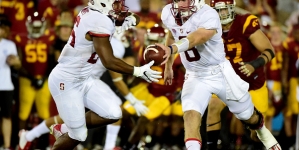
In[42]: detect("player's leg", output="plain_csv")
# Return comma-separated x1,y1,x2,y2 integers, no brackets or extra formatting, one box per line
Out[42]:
169,101,184,148
48,74,87,150
123,94,170,149
206,96,226,150
222,92,281,149
283,78,299,149
181,75,217,150
82,79,122,150
35,79,51,120
19,76,36,130
19,115,64,149
104,120,122,150
0,91,13,149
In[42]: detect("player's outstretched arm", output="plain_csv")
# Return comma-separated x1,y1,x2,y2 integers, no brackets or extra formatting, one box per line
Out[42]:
158,27,216,65
238,29,275,77
108,70,149,116
93,36,162,83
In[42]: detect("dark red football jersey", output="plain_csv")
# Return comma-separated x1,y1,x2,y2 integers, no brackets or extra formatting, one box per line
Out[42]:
38,0,60,27
138,47,184,103
0,0,35,35
265,44,283,81
14,33,55,77
223,14,265,90
282,38,299,79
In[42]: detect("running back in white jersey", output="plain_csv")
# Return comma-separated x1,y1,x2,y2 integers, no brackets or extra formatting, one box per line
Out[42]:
56,7,115,80
161,4,226,72
92,37,125,79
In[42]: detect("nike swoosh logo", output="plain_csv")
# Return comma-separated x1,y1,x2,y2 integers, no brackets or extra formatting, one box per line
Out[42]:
228,39,234,42
143,71,151,81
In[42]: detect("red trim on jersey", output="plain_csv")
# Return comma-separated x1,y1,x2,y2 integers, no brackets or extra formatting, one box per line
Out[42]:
185,138,202,145
88,31,110,37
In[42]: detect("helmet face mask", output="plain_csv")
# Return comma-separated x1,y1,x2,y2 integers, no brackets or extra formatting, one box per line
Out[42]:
145,25,168,46
26,12,46,39
171,0,204,25
210,0,235,25
88,0,128,20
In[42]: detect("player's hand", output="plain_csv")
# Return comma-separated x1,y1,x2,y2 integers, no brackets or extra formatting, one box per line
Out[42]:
164,66,173,85
118,15,136,33
133,61,162,83
238,62,255,77
125,93,148,116
155,43,171,65
6,55,20,66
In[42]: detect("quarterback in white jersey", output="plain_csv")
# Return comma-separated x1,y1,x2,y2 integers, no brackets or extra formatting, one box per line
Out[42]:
48,0,161,149
156,0,280,149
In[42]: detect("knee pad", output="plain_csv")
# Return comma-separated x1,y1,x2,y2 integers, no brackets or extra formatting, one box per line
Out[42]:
107,106,122,119
234,104,254,120
68,125,88,141
241,108,264,130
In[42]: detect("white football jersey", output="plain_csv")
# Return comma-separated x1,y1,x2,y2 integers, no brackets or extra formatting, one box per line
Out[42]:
92,37,125,79
56,7,115,80
161,4,226,72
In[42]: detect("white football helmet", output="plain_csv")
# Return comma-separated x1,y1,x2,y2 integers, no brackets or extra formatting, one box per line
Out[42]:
210,0,236,25
88,0,128,19
171,0,205,25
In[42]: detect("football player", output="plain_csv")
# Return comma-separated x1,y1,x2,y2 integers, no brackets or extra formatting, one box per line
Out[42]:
281,23,299,149
15,11,55,131
156,0,281,149
46,0,161,149
0,0,35,35
18,36,149,150
122,24,185,149
205,0,280,149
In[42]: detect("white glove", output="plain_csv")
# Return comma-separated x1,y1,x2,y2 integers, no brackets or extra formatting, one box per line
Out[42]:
133,61,162,83
118,15,136,33
125,93,148,116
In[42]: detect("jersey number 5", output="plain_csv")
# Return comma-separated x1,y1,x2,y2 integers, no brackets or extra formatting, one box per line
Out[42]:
179,36,200,62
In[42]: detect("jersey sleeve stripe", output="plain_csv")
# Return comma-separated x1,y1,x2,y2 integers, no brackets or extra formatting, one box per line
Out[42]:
242,15,258,34
88,32,110,37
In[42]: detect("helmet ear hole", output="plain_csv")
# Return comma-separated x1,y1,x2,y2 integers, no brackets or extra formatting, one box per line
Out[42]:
100,3,106,7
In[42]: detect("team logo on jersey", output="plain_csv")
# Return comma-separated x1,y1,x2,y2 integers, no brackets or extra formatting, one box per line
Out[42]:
180,29,183,34
60,83,64,90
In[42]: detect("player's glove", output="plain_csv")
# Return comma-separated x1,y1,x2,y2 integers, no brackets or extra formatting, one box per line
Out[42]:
133,61,162,83
118,15,136,33
125,93,148,116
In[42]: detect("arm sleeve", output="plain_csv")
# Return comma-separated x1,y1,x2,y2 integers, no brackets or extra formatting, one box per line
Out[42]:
88,14,115,36
9,41,18,56
242,15,260,38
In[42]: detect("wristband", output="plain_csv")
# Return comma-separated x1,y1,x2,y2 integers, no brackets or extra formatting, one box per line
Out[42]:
249,57,266,69
168,46,173,54
112,77,123,82
172,38,189,53
133,66,141,77
124,92,136,104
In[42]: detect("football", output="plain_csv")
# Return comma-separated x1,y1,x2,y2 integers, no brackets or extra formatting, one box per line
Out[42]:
144,45,165,66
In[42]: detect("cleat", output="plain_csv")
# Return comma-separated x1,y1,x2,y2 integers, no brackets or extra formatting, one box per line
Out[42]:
18,129,32,150
50,124,64,139
256,127,281,150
